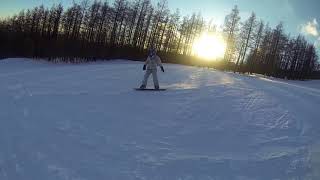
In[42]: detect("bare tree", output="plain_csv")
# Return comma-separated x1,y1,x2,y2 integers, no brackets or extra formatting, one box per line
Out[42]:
223,5,241,63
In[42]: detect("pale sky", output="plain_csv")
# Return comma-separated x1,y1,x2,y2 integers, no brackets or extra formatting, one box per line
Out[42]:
1,0,319,51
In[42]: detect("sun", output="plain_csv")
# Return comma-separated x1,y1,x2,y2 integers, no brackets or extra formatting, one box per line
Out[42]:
193,32,227,61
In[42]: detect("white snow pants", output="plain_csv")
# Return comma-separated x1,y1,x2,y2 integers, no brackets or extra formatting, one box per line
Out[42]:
142,69,159,88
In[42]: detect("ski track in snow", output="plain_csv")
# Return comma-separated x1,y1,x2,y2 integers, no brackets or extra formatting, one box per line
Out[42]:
0,58,320,180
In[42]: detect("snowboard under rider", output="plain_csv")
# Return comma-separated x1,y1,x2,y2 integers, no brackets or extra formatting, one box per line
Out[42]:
140,48,165,90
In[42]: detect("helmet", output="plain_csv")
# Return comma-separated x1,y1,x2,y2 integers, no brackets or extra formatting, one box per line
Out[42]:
148,47,157,57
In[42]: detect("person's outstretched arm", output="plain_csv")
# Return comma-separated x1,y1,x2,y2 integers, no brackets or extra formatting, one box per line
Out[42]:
157,56,164,72
143,57,150,71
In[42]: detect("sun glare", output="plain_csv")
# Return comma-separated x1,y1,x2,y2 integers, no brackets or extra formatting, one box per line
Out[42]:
193,33,227,61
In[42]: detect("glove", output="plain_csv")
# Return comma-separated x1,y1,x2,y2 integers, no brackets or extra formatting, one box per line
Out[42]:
143,65,146,71
161,66,165,72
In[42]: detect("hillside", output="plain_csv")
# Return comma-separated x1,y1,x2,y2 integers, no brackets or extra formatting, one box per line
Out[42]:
1,58,320,180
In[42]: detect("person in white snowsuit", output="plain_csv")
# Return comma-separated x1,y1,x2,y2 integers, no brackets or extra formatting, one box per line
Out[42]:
140,48,164,89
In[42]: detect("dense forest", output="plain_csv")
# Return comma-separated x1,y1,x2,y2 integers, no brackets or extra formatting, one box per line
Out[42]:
0,0,319,79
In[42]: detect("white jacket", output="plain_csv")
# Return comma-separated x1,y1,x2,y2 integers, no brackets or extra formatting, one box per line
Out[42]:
145,55,162,70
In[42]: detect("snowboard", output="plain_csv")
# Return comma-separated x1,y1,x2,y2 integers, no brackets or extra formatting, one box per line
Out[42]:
134,88,166,91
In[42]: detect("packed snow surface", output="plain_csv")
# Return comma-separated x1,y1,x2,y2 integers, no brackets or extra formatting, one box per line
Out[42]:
1,58,320,180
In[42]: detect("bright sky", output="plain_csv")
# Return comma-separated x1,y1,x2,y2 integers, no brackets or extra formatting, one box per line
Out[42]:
1,0,319,50
168,0,320,50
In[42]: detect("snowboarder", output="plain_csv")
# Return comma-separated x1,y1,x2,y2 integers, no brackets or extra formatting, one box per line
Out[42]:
139,47,165,90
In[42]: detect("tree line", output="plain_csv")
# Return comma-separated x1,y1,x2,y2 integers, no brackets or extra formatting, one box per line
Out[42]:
223,7,319,79
0,0,318,79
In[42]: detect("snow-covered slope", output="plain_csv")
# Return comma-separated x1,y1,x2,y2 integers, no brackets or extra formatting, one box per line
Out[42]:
1,58,320,180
